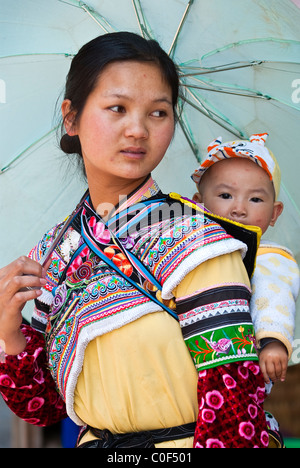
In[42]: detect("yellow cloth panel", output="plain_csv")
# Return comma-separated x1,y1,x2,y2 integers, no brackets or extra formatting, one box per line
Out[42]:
257,246,296,262
75,251,249,447
74,312,198,448
174,250,250,298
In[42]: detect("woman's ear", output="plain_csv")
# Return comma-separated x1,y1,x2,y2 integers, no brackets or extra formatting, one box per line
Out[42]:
61,99,78,136
269,201,284,227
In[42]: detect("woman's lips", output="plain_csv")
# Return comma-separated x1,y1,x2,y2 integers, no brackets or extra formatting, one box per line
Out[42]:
121,147,146,158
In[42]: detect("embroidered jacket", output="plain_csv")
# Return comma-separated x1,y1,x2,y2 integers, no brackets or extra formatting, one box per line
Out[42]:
0,177,260,426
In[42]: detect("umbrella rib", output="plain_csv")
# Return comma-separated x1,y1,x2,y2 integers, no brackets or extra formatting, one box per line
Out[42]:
168,0,194,57
185,83,271,99
58,0,115,33
176,113,200,160
180,60,300,76
187,81,300,111
180,61,264,75
132,0,153,39
0,53,74,60
78,2,114,33
132,0,145,37
80,6,109,33
182,89,247,139
0,127,58,175
58,0,82,8
180,70,300,110
200,37,300,61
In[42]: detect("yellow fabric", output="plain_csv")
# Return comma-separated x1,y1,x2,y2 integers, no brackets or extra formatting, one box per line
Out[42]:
75,252,250,448
75,313,198,448
173,250,250,298
257,246,297,263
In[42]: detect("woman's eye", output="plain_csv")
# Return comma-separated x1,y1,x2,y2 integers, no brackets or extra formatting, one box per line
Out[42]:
219,193,232,200
151,110,167,117
110,105,126,113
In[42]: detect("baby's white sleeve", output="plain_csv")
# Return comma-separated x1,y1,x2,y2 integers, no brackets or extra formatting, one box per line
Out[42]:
250,244,300,359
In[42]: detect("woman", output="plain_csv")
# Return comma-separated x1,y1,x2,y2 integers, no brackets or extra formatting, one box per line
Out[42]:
0,32,263,448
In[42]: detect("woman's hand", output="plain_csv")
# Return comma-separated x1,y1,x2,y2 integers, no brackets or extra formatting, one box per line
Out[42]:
0,256,47,355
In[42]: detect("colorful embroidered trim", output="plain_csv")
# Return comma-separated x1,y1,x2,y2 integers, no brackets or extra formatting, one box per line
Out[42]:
177,285,258,370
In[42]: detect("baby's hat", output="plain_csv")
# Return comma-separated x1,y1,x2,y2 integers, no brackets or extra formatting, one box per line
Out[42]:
191,133,281,199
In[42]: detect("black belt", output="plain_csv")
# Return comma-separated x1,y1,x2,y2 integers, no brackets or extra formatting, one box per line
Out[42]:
77,422,196,448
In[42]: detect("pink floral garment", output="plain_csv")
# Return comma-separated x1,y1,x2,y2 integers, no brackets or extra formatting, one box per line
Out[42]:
194,361,269,448
0,325,67,426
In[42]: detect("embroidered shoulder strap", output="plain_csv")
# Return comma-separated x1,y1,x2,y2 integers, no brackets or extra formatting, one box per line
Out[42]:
80,201,179,321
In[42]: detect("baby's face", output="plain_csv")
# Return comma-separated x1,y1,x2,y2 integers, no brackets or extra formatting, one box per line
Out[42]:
196,158,283,234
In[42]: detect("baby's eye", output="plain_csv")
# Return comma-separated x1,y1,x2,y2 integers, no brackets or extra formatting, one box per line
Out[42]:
250,197,263,203
219,193,232,200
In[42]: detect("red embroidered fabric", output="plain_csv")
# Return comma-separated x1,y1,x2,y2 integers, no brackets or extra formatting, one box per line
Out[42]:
0,325,67,426
194,362,269,448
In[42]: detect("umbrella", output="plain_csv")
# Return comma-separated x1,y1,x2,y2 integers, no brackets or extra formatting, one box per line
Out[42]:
0,0,300,338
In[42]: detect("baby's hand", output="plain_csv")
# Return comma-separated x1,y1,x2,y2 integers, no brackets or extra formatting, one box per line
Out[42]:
259,341,289,384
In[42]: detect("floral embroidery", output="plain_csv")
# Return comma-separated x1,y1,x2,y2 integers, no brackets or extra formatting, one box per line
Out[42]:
88,216,111,244
104,247,133,277
261,431,270,447
28,397,45,412
0,325,67,426
248,404,258,419
222,373,236,390
238,365,249,380
0,374,15,388
205,390,224,410
194,363,268,448
187,326,257,371
201,408,216,424
206,438,226,448
239,421,255,441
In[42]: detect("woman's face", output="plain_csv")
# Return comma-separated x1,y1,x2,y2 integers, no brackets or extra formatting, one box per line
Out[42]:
63,60,175,191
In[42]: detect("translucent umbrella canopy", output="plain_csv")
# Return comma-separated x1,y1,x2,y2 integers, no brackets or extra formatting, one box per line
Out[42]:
0,0,299,333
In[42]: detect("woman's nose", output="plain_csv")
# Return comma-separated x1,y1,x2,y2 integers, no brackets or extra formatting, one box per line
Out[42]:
124,114,149,139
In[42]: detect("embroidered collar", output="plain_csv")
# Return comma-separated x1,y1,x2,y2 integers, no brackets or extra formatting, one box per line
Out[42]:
98,175,162,220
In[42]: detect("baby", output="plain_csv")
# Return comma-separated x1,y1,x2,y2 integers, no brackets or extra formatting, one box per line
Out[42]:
191,133,300,385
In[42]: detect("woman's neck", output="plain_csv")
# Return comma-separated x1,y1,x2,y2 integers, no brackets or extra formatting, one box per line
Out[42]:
87,173,149,218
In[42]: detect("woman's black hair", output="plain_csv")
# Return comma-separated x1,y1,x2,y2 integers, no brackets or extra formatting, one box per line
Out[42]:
59,31,180,160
